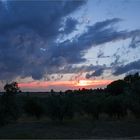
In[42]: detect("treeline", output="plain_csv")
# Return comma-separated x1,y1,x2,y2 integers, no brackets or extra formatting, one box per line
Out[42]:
0,73,140,126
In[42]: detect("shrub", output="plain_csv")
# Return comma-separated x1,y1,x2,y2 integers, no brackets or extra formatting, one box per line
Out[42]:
46,94,74,121
23,98,44,119
0,95,20,126
103,95,127,119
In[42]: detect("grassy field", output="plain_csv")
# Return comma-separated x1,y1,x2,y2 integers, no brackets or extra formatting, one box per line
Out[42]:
0,117,140,139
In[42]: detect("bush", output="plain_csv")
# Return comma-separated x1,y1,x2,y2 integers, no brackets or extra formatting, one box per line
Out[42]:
23,98,44,119
46,94,74,121
0,95,20,126
81,94,105,120
103,95,127,119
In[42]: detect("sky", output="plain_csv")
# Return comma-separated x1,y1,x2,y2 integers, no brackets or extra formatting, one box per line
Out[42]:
0,0,140,91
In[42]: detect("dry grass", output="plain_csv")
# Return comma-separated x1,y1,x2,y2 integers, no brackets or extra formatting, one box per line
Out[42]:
0,116,140,139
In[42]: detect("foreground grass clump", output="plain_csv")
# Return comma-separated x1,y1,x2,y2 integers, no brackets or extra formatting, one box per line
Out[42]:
0,117,140,139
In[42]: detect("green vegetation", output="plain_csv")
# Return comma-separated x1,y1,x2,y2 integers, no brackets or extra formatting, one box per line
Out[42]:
0,73,140,138
23,97,44,119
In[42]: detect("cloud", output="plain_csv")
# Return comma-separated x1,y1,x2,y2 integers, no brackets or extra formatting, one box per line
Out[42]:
110,54,121,66
0,1,140,81
78,19,140,47
53,64,104,74
113,59,140,75
48,18,140,69
129,36,140,48
97,49,110,58
97,50,104,58
56,18,140,61
0,0,86,80
61,17,79,34
0,1,86,38
86,68,104,78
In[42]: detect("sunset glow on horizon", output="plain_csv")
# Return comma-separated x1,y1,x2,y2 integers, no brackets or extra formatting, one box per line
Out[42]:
18,79,112,91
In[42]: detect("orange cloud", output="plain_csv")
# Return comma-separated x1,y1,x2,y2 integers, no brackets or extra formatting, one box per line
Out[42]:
18,79,112,91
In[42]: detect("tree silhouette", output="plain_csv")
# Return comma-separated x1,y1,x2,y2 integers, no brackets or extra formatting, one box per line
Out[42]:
4,82,21,95
106,80,128,95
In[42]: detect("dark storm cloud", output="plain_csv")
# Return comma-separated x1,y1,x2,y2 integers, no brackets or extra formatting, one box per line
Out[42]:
55,18,140,61
61,17,79,34
86,68,104,78
0,0,140,80
49,19,123,65
47,64,106,80
0,0,86,80
113,59,140,75
0,0,86,38
78,19,140,47
110,54,121,66
53,64,104,74
41,63,104,77
0,27,46,80
49,18,140,66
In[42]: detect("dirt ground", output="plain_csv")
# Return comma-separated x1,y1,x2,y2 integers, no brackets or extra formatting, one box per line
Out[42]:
0,117,140,139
